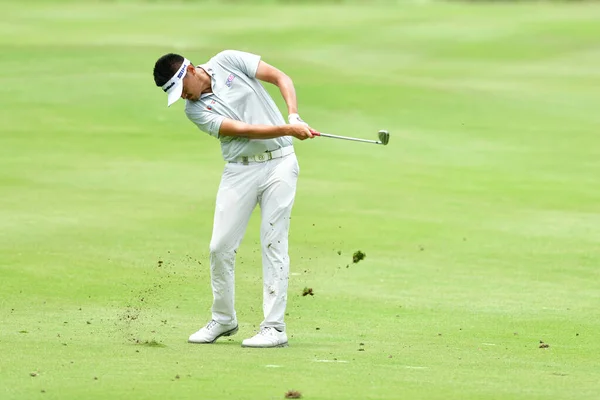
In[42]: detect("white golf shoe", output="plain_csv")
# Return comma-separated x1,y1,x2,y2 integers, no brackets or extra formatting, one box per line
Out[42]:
242,327,288,348
188,320,238,344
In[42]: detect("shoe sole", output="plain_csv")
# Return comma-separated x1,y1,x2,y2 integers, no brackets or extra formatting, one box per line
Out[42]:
188,325,239,344
241,341,288,348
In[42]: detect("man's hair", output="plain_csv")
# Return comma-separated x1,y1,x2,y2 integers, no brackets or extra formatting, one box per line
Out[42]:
153,53,185,87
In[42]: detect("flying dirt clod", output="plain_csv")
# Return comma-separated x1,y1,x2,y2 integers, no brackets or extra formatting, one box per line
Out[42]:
352,250,366,263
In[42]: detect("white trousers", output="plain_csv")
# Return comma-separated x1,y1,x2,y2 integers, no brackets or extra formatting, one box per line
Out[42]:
208,151,299,332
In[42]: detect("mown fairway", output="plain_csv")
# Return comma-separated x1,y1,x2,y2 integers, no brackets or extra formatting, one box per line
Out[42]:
1,1,599,399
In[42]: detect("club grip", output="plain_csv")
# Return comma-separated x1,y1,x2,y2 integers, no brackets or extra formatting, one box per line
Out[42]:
309,128,321,137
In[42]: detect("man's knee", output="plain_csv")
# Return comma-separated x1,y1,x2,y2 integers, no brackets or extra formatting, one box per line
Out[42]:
261,234,287,250
209,238,235,256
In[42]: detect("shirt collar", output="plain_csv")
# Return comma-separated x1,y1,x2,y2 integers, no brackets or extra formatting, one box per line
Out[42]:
198,63,216,99
198,63,214,77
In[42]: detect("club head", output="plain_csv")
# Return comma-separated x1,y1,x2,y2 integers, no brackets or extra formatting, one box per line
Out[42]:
378,130,390,145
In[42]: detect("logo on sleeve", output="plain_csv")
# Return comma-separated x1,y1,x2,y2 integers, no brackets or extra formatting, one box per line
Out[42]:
226,74,235,87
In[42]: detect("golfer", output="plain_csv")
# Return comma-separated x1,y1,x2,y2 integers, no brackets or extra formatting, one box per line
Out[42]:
153,50,313,348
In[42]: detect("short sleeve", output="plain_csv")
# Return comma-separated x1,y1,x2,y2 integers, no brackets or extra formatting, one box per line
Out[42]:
215,50,261,78
186,107,225,138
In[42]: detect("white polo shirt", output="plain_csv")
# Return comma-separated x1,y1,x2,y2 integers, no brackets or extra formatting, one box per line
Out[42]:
184,50,293,162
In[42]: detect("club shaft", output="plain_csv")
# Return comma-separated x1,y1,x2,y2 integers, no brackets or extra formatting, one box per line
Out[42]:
318,132,381,144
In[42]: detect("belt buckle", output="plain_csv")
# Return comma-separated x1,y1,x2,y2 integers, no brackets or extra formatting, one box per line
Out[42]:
241,156,249,165
265,149,276,161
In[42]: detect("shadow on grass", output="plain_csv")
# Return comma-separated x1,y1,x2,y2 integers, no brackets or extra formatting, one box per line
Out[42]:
134,339,167,348
188,340,241,346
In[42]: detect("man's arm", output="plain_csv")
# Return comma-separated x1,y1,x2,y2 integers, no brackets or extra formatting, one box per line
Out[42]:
255,61,299,116
219,118,313,140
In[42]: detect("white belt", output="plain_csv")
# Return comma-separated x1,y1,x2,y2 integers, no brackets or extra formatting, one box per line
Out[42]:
230,146,295,164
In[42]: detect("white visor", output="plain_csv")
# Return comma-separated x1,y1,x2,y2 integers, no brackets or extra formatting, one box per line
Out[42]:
162,58,190,107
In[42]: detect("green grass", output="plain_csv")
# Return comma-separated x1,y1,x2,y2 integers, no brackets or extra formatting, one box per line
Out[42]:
1,1,600,399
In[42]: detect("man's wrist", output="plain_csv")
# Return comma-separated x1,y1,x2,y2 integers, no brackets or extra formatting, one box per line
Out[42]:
282,125,294,137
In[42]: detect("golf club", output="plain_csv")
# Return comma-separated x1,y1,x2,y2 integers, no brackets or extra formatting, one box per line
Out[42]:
310,129,390,146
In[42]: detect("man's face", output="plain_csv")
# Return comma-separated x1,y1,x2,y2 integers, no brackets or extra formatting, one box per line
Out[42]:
181,66,202,101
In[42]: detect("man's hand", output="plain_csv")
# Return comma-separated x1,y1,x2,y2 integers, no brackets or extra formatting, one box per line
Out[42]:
288,113,309,127
287,124,314,140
